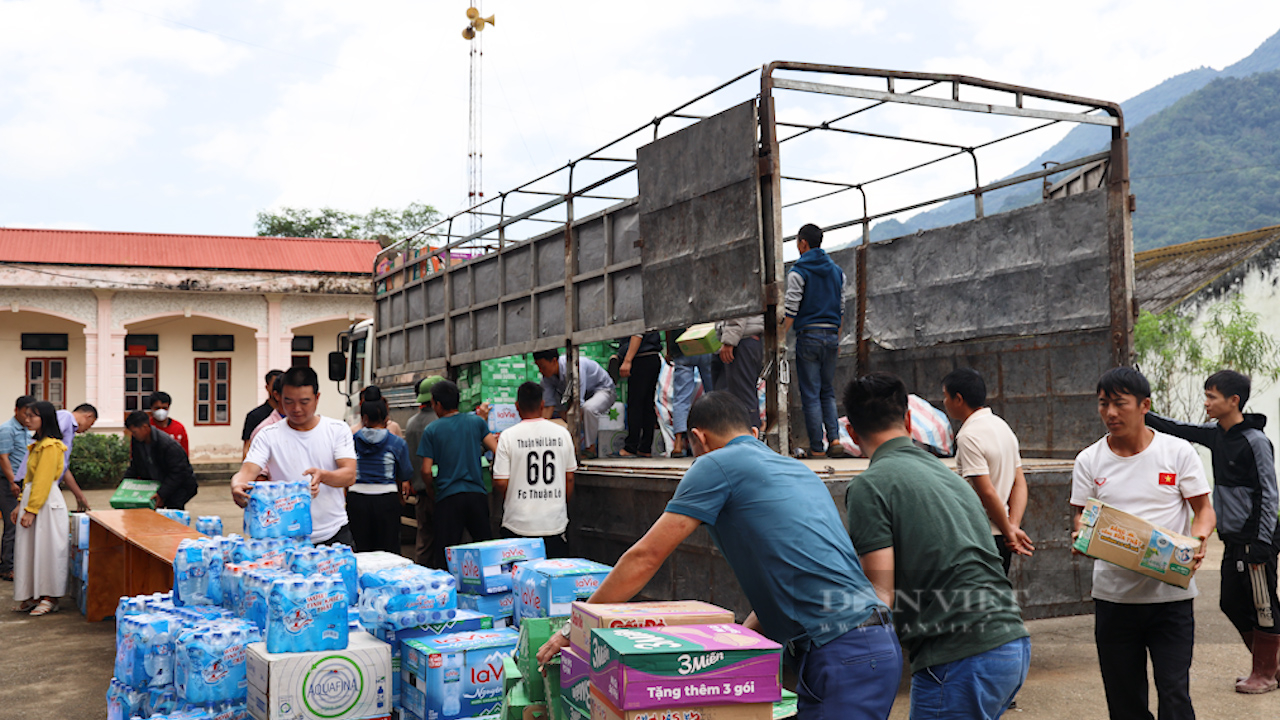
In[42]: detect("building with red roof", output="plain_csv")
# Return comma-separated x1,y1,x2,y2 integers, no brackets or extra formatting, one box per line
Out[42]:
0,227,379,459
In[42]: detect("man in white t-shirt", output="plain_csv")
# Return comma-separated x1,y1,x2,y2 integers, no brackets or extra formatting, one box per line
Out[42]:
943,367,1034,575
493,382,576,557
232,367,358,545
1070,367,1215,720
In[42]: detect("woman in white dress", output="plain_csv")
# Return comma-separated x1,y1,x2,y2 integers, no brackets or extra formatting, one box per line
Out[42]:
11,401,68,616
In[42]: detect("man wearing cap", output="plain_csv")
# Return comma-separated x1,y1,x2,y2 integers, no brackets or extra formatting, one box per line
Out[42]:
404,376,443,566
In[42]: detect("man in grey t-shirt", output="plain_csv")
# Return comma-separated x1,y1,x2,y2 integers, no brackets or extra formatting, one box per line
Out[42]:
532,350,616,455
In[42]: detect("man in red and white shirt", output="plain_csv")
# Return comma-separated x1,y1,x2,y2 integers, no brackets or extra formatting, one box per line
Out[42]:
1071,367,1215,720
149,391,189,454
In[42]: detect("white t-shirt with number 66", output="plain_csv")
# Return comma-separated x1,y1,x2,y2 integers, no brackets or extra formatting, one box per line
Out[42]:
492,418,578,536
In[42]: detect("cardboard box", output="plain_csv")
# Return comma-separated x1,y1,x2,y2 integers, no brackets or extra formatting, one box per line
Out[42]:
560,644,591,720
569,602,736,655
458,591,515,627
400,628,519,720
595,431,626,457
588,624,781,710
110,478,160,509
489,404,522,434
1074,497,1201,588
517,616,569,702
542,657,563,720
596,403,626,431
676,325,721,357
373,611,494,705
588,685,773,720
447,538,547,595
503,655,522,694
513,560,613,624
246,631,392,720
70,512,90,550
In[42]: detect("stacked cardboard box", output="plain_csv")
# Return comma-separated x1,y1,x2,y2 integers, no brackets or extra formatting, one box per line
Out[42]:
448,538,547,629
68,512,90,615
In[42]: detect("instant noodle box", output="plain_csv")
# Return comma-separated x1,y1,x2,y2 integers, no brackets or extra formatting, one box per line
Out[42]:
569,601,736,654
588,624,781,710
560,644,591,720
1074,497,1202,589
588,685,773,720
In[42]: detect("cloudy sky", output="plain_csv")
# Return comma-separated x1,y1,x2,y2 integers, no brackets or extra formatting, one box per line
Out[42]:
2,0,1279,242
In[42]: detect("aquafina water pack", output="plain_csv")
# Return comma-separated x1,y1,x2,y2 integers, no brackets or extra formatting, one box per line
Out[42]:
290,544,359,606
174,538,225,607
266,574,349,653
357,566,458,630
196,516,224,536
243,568,296,631
157,508,191,526
106,677,145,720
173,620,261,706
244,480,312,539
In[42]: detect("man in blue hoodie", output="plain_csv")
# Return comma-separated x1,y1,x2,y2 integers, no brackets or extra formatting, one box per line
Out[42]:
782,223,846,458
351,400,414,553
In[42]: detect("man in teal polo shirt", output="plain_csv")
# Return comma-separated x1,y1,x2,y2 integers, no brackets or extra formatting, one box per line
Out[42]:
538,391,900,719
843,372,1029,720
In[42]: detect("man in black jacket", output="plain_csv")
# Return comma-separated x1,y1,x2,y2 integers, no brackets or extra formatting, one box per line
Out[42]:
1146,370,1280,694
124,410,199,511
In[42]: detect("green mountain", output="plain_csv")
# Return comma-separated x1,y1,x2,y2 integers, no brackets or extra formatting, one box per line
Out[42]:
865,29,1280,250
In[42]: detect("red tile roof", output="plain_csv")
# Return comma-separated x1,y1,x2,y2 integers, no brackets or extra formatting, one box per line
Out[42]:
0,227,380,274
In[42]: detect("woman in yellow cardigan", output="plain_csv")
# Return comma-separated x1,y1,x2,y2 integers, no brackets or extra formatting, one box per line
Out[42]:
11,401,68,616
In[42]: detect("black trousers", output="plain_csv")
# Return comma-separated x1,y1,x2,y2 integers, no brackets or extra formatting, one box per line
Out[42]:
160,482,198,512
623,354,662,455
347,491,403,554
1220,541,1280,636
429,492,492,569
993,534,1014,575
0,484,18,574
711,336,763,429
1095,598,1195,720
414,494,434,567
500,527,569,558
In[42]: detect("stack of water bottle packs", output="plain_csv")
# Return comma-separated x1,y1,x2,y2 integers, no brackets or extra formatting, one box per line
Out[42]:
446,537,548,628
69,512,91,615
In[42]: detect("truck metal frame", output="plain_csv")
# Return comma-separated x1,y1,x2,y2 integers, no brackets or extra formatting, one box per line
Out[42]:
367,61,1133,455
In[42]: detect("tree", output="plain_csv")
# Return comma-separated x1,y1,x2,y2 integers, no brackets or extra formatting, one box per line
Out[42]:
1135,298,1280,418
255,202,439,246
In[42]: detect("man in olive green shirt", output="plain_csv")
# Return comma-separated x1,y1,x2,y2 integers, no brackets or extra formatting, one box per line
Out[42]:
843,372,1030,720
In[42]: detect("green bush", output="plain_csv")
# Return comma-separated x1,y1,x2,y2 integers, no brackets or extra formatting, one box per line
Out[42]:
69,433,130,489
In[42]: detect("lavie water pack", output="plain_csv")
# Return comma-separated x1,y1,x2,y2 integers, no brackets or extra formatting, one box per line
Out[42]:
400,628,519,720
513,558,612,624
589,624,782,710
446,537,546,595
244,481,312,539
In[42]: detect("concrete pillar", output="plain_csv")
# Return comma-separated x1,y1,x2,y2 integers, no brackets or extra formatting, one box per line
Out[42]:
88,290,126,427
256,332,270,404
264,293,289,373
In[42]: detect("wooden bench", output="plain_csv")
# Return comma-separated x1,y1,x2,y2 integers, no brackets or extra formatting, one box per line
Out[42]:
85,509,204,622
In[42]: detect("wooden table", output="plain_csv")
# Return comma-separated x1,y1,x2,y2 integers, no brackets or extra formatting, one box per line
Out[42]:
85,509,204,622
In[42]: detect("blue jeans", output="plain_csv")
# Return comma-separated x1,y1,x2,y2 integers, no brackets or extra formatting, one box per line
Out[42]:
795,328,840,453
909,637,1031,720
671,354,714,433
795,619,902,720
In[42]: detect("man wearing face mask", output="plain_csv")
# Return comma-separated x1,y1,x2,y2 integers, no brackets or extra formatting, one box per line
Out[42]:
149,391,189,455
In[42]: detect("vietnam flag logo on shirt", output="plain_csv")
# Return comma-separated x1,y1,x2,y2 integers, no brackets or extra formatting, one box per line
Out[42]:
1159,472,1177,486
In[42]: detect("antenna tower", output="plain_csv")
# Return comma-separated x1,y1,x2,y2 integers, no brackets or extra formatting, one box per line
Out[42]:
463,6,495,235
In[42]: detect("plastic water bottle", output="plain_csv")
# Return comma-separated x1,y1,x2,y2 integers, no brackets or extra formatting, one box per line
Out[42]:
141,618,175,688
196,516,223,536
356,566,458,630
106,678,145,720
245,481,312,539
290,544,359,606
157,508,191,526
267,574,347,653
174,538,224,606
174,620,260,706
243,569,294,631
441,652,463,715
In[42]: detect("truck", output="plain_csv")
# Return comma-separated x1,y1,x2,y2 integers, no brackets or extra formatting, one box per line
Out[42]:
328,61,1134,618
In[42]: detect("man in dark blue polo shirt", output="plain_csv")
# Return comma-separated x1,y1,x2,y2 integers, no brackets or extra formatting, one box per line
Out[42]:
537,391,900,719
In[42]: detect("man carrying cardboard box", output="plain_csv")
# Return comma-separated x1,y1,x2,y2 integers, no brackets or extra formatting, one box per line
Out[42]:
842,372,1031,719
536,391,900,719
1144,369,1280,694
1070,367,1215,720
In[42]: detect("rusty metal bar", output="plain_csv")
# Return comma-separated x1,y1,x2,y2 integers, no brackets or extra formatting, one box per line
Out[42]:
967,149,983,219
777,80,943,144
759,67,789,456
772,77,1120,126
776,120,967,149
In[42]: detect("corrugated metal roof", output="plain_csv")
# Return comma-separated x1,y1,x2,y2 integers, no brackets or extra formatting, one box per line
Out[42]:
1134,225,1280,314
0,227,380,274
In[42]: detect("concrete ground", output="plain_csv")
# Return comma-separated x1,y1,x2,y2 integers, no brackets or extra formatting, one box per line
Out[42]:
2,486,1279,719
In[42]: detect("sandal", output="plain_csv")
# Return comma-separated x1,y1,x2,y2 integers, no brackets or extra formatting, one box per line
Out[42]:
13,599,37,613
29,598,57,616
0,571,13,581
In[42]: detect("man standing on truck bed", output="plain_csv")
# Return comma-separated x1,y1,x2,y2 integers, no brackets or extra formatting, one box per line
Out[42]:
419,380,498,568
781,223,845,458
532,349,616,456
1145,369,1280,694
